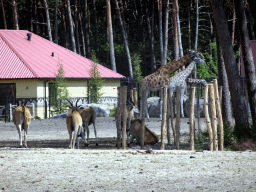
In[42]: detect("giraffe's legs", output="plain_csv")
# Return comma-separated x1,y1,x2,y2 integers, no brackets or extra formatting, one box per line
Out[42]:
159,90,163,120
140,90,150,121
180,87,186,118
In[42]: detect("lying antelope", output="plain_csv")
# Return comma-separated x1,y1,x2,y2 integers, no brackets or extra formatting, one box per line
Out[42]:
66,100,83,149
129,119,159,146
13,103,41,148
79,106,98,146
115,98,139,144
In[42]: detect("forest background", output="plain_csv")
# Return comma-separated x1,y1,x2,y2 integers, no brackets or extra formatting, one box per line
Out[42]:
1,0,256,140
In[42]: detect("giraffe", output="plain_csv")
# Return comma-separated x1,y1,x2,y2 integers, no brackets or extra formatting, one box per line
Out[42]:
140,50,205,120
167,60,206,118
186,78,207,85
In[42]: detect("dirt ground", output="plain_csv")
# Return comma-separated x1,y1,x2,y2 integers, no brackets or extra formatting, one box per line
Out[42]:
0,117,256,191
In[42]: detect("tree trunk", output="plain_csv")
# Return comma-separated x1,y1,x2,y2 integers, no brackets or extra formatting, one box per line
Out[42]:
194,0,199,50
172,0,179,61
157,0,164,65
188,0,192,50
163,0,169,65
61,1,68,48
33,0,39,34
216,30,234,128
30,0,33,31
210,0,250,127
54,0,58,44
193,0,199,78
67,0,76,53
235,0,256,126
43,0,53,42
1,0,7,29
74,0,81,55
106,0,116,72
146,0,156,73
79,12,86,56
231,0,236,45
93,0,99,56
12,0,19,30
175,0,183,59
115,0,133,78
84,0,90,58
244,1,255,40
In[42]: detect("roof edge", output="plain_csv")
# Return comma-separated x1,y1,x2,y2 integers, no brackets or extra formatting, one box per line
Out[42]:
0,30,39,78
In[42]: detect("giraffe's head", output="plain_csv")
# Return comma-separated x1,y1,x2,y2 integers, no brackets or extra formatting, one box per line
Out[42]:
189,50,205,64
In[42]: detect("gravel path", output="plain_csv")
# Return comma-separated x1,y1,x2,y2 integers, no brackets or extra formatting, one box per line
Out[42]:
0,117,256,191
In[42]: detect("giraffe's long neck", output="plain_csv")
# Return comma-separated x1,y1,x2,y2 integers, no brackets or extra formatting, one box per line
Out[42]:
178,61,195,80
155,52,192,76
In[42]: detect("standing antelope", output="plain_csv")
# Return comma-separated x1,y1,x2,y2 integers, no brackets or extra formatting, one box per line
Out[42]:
13,102,40,148
66,100,83,149
79,106,98,146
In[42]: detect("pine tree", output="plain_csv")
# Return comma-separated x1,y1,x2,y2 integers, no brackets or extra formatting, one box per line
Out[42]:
88,50,104,103
50,58,69,114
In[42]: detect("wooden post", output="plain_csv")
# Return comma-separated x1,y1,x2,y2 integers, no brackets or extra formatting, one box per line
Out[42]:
160,86,168,150
140,89,146,149
213,79,224,151
175,86,181,150
169,92,176,145
133,88,139,119
189,87,196,150
130,89,134,103
9,103,12,121
209,84,218,151
204,84,213,151
121,86,127,149
197,87,202,139
116,87,122,149
167,89,171,144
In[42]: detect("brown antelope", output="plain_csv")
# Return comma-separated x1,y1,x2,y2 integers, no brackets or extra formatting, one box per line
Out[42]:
13,102,41,148
66,100,83,149
78,106,98,146
115,98,139,144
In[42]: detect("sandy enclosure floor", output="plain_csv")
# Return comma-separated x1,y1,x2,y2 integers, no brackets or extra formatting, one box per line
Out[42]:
0,117,256,191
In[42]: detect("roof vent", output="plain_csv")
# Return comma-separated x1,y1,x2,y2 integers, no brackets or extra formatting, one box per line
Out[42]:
52,52,54,57
27,33,32,41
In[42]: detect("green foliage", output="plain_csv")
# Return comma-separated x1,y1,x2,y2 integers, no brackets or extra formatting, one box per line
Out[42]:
50,58,69,114
88,50,104,103
194,131,210,150
222,122,235,147
110,107,117,117
197,43,218,80
131,53,143,82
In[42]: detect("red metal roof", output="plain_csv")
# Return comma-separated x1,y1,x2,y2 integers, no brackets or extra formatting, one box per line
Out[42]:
0,30,124,79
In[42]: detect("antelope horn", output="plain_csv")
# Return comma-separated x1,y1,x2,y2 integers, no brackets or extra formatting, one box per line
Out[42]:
66,99,74,108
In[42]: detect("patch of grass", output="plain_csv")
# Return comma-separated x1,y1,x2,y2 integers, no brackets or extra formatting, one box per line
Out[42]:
110,107,116,117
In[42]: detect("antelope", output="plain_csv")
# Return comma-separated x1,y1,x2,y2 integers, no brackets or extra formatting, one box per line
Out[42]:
66,100,83,149
129,119,159,146
78,106,98,146
115,98,139,144
13,102,41,148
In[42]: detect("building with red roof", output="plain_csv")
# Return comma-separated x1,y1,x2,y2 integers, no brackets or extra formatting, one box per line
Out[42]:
0,30,124,119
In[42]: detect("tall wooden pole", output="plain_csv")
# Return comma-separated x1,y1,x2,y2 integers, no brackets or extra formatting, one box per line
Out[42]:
189,87,196,150
213,79,224,151
121,86,127,149
175,86,181,150
140,89,146,149
116,87,122,149
209,84,218,151
160,86,168,150
204,84,213,150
